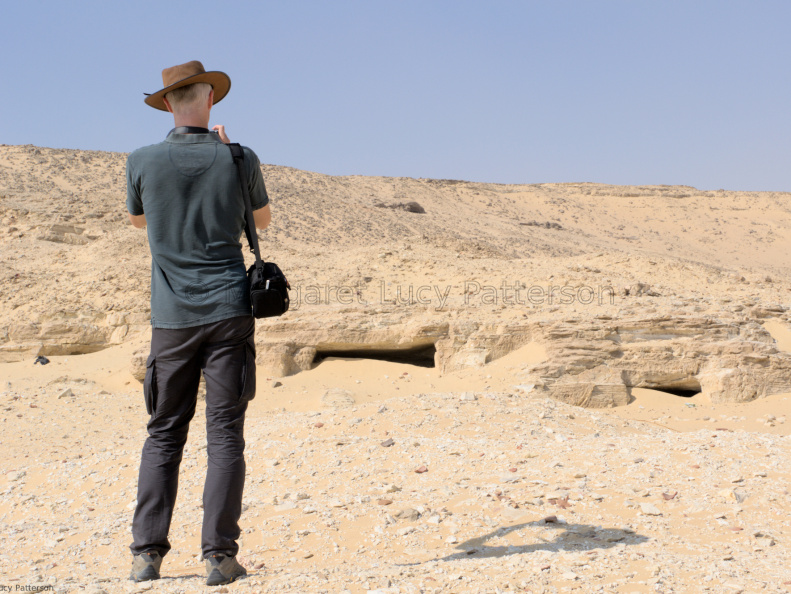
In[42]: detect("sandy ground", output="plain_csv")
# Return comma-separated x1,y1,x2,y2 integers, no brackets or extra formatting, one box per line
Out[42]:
1,340,791,593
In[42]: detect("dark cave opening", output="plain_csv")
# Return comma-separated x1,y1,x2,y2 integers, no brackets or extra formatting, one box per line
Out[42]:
645,381,702,398
313,343,437,368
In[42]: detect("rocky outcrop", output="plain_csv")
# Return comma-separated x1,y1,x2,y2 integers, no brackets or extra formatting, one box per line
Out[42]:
8,298,791,408
522,315,791,406
253,308,538,377
36,224,99,245
0,311,150,363
252,309,791,407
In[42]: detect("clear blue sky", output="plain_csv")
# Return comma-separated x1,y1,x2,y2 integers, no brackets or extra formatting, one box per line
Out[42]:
2,1,789,191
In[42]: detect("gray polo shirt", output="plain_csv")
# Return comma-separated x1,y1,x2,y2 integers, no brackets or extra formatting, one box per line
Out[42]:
126,131,269,329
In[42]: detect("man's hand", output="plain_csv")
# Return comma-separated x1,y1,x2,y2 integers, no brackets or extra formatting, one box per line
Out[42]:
212,125,231,144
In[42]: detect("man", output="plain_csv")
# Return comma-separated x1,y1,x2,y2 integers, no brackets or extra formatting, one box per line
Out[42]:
126,61,271,586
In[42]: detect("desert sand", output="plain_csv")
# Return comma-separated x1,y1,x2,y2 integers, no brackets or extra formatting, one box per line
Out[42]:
1,144,790,593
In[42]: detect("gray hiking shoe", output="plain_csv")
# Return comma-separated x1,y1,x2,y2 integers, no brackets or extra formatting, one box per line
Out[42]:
205,554,247,586
130,551,162,582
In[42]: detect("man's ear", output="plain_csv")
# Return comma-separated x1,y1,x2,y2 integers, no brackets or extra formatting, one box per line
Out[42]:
207,88,214,111
162,96,174,114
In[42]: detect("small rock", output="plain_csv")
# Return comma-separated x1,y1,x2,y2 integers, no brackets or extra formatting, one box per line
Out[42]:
377,499,393,506
395,508,420,521
320,388,356,409
57,388,73,399
445,535,458,544
271,381,282,388
380,438,395,447
414,465,428,474
460,392,476,401
753,531,776,547
640,503,662,516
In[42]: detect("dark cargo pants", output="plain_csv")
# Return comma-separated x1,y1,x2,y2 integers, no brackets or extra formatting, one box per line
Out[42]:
130,315,256,559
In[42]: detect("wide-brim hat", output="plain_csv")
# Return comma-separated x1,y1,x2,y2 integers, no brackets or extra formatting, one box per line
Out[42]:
144,60,231,111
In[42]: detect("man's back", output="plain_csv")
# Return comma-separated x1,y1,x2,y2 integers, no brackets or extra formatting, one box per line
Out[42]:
126,131,268,328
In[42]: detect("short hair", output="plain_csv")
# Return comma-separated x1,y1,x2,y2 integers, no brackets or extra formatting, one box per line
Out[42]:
165,82,212,111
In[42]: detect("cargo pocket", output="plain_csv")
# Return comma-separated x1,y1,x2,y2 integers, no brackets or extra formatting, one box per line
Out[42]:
240,338,257,402
143,354,158,416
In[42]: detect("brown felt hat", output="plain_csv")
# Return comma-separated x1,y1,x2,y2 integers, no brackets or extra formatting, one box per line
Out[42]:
144,60,231,111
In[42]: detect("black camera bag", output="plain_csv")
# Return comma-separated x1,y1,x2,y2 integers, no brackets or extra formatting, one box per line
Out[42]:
228,143,290,318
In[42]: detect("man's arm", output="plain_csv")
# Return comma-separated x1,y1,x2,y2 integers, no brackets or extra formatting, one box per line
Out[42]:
129,213,147,228
126,155,146,228
253,204,271,230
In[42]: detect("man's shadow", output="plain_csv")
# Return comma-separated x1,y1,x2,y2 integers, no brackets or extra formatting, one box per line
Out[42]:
400,520,648,565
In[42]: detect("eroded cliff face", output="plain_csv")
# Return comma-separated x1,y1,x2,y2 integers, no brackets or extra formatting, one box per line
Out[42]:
240,309,791,406
3,144,791,406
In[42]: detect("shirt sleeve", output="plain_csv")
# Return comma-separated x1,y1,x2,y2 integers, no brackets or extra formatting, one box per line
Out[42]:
126,156,144,216
244,148,269,210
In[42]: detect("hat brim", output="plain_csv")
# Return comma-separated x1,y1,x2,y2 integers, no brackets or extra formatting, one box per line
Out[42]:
144,71,231,111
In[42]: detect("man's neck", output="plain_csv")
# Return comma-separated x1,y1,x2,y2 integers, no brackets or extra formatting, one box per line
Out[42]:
172,115,210,129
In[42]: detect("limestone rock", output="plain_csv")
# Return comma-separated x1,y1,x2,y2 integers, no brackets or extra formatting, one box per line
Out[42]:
546,367,630,408
321,388,356,409
130,348,148,382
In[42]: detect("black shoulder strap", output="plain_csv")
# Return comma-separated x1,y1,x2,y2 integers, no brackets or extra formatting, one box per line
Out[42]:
228,143,265,276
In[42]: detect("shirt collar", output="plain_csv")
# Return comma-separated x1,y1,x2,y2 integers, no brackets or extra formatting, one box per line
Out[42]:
165,130,223,144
